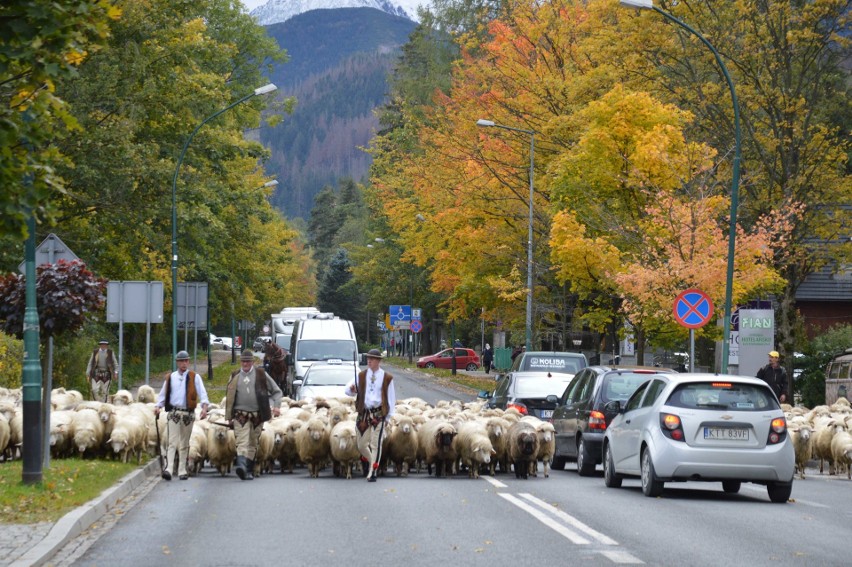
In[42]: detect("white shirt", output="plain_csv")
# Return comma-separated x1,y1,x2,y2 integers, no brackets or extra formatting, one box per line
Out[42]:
156,369,210,409
345,368,396,418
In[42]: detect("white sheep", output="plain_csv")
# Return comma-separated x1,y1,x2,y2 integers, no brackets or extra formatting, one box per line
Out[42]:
484,416,510,475
386,415,419,477
789,425,813,479
0,414,9,461
812,419,840,474
187,420,209,475
267,417,302,474
532,420,556,478
329,420,360,479
296,417,331,478
51,388,83,411
418,418,457,477
135,384,157,404
49,409,75,459
256,425,277,475
830,428,852,480
70,408,106,457
206,420,236,476
108,413,147,464
111,389,134,406
453,421,493,479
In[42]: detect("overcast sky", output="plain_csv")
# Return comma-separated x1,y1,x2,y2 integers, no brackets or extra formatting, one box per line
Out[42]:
241,0,266,11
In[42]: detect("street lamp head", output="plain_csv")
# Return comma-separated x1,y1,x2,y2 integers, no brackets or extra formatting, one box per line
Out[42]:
619,0,653,8
476,119,496,127
253,83,278,96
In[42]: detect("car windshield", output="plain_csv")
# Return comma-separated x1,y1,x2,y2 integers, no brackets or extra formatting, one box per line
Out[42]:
602,372,660,403
666,382,779,411
521,355,583,373
297,340,356,362
305,367,353,386
514,377,574,398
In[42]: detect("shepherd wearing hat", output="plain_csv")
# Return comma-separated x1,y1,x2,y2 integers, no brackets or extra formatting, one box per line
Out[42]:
154,351,210,480
85,340,118,401
344,349,396,482
756,350,788,403
225,349,282,480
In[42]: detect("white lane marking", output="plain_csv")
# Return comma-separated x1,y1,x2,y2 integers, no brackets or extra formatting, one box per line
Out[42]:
599,550,645,564
482,476,507,489
519,493,619,545
498,493,591,544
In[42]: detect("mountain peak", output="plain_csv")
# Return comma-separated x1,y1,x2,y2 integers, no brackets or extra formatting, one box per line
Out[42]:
250,0,423,26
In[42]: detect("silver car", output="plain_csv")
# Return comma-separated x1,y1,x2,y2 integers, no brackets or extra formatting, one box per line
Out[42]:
603,373,794,503
293,361,354,402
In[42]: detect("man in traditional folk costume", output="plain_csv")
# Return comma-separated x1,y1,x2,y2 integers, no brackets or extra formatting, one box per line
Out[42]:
86,339,118,401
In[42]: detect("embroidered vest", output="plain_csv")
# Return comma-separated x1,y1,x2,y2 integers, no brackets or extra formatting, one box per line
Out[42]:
354,369,394,416
164,371,199,411
226,367,272,422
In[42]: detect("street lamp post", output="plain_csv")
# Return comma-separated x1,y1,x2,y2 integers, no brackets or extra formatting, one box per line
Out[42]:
619,1,741,373
171,83,277,367
476,119,535,351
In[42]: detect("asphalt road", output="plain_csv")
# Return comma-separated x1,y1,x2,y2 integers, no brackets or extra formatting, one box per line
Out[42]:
50,363,852,567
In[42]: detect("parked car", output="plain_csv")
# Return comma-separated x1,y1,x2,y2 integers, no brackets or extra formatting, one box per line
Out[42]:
293,361,354,402
602,373,795,503
503,350,588,377
253,335,272,351
552,366,673,475
209,334,232,350
416,348,480,371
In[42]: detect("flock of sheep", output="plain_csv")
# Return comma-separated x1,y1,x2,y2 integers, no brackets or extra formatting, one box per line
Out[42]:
785,397,852,479
0,386,556,480
6,384,848,482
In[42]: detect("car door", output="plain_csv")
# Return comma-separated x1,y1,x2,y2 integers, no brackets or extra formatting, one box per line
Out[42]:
456,348,471,367
560,370,594,458
553,372,587,454
609,380,651,473
436,349,453,369
615,378,668,474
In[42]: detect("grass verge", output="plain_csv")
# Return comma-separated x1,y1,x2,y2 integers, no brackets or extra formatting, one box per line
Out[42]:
0,457,145,524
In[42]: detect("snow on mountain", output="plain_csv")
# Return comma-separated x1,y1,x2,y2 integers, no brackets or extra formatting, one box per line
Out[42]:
250,0,428,26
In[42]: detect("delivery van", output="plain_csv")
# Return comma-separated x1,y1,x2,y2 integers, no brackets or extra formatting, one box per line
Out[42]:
289,316,358,387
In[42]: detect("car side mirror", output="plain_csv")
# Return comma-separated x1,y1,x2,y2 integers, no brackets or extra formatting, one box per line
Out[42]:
604,400,621,413
292,379,303,389
545,394,559,404
477,390,492,400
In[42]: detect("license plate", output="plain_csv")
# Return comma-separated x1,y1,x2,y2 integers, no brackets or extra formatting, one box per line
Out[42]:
541,410,553,419
704,427,749,441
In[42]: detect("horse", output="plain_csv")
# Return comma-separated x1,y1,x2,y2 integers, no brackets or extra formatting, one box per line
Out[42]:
264,340,290,397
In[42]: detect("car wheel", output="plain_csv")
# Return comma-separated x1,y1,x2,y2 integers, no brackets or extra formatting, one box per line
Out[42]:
722,480,741,494
603,444,622,488
466,363,478,371
551,455,567,471
767,481,792,503
641,449,664,497
577,437,596,477
425,362,436,368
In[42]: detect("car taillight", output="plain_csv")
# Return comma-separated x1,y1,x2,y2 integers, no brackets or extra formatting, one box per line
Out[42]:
589,410,607,430
507,402,528,415
768,417,787,444
660,413,685,442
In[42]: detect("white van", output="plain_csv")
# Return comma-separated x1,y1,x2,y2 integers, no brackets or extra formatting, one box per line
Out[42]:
289,316,358,389
271,306,319,351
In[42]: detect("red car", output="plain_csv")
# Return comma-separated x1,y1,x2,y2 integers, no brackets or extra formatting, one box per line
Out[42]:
416,348,480,371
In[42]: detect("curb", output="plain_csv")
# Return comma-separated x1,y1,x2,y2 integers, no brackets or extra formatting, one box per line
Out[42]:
11,459,160,567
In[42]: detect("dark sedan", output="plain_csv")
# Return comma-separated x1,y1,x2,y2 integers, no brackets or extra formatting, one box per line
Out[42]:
552,366,674,475
482,371,576,420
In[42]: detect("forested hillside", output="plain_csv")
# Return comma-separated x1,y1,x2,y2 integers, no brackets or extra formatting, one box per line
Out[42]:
260,8,416,219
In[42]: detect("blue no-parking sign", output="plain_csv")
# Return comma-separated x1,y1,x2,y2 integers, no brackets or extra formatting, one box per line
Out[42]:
673,289,714,329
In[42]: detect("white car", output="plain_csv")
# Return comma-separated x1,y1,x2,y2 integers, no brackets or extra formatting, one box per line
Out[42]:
209,334,233,350
603,373,795,503
293,361,354,402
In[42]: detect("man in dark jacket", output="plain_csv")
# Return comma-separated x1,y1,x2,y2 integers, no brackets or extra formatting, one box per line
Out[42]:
756,350,788,403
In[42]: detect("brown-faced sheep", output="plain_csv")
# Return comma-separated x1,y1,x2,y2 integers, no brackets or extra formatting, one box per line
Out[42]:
419,419,457,478
454,421,494,479
508,420,540,479
329,421,360,479
296,417,331,478
386,415,419,477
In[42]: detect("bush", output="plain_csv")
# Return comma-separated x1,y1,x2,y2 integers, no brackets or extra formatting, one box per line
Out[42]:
0,331,23,388
796,324,852,408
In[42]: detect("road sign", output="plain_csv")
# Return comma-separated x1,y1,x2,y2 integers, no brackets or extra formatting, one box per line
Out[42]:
412,308,421,320
389,305,411,324
673,289,714,329
18,233,79,273
410,320,423,334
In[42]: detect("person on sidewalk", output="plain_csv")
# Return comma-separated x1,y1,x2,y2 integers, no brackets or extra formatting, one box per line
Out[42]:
154,350,209,481
86,340,118,402
225,349,282,480
344,349,396,482
756,350,788,403
482,343,494,374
